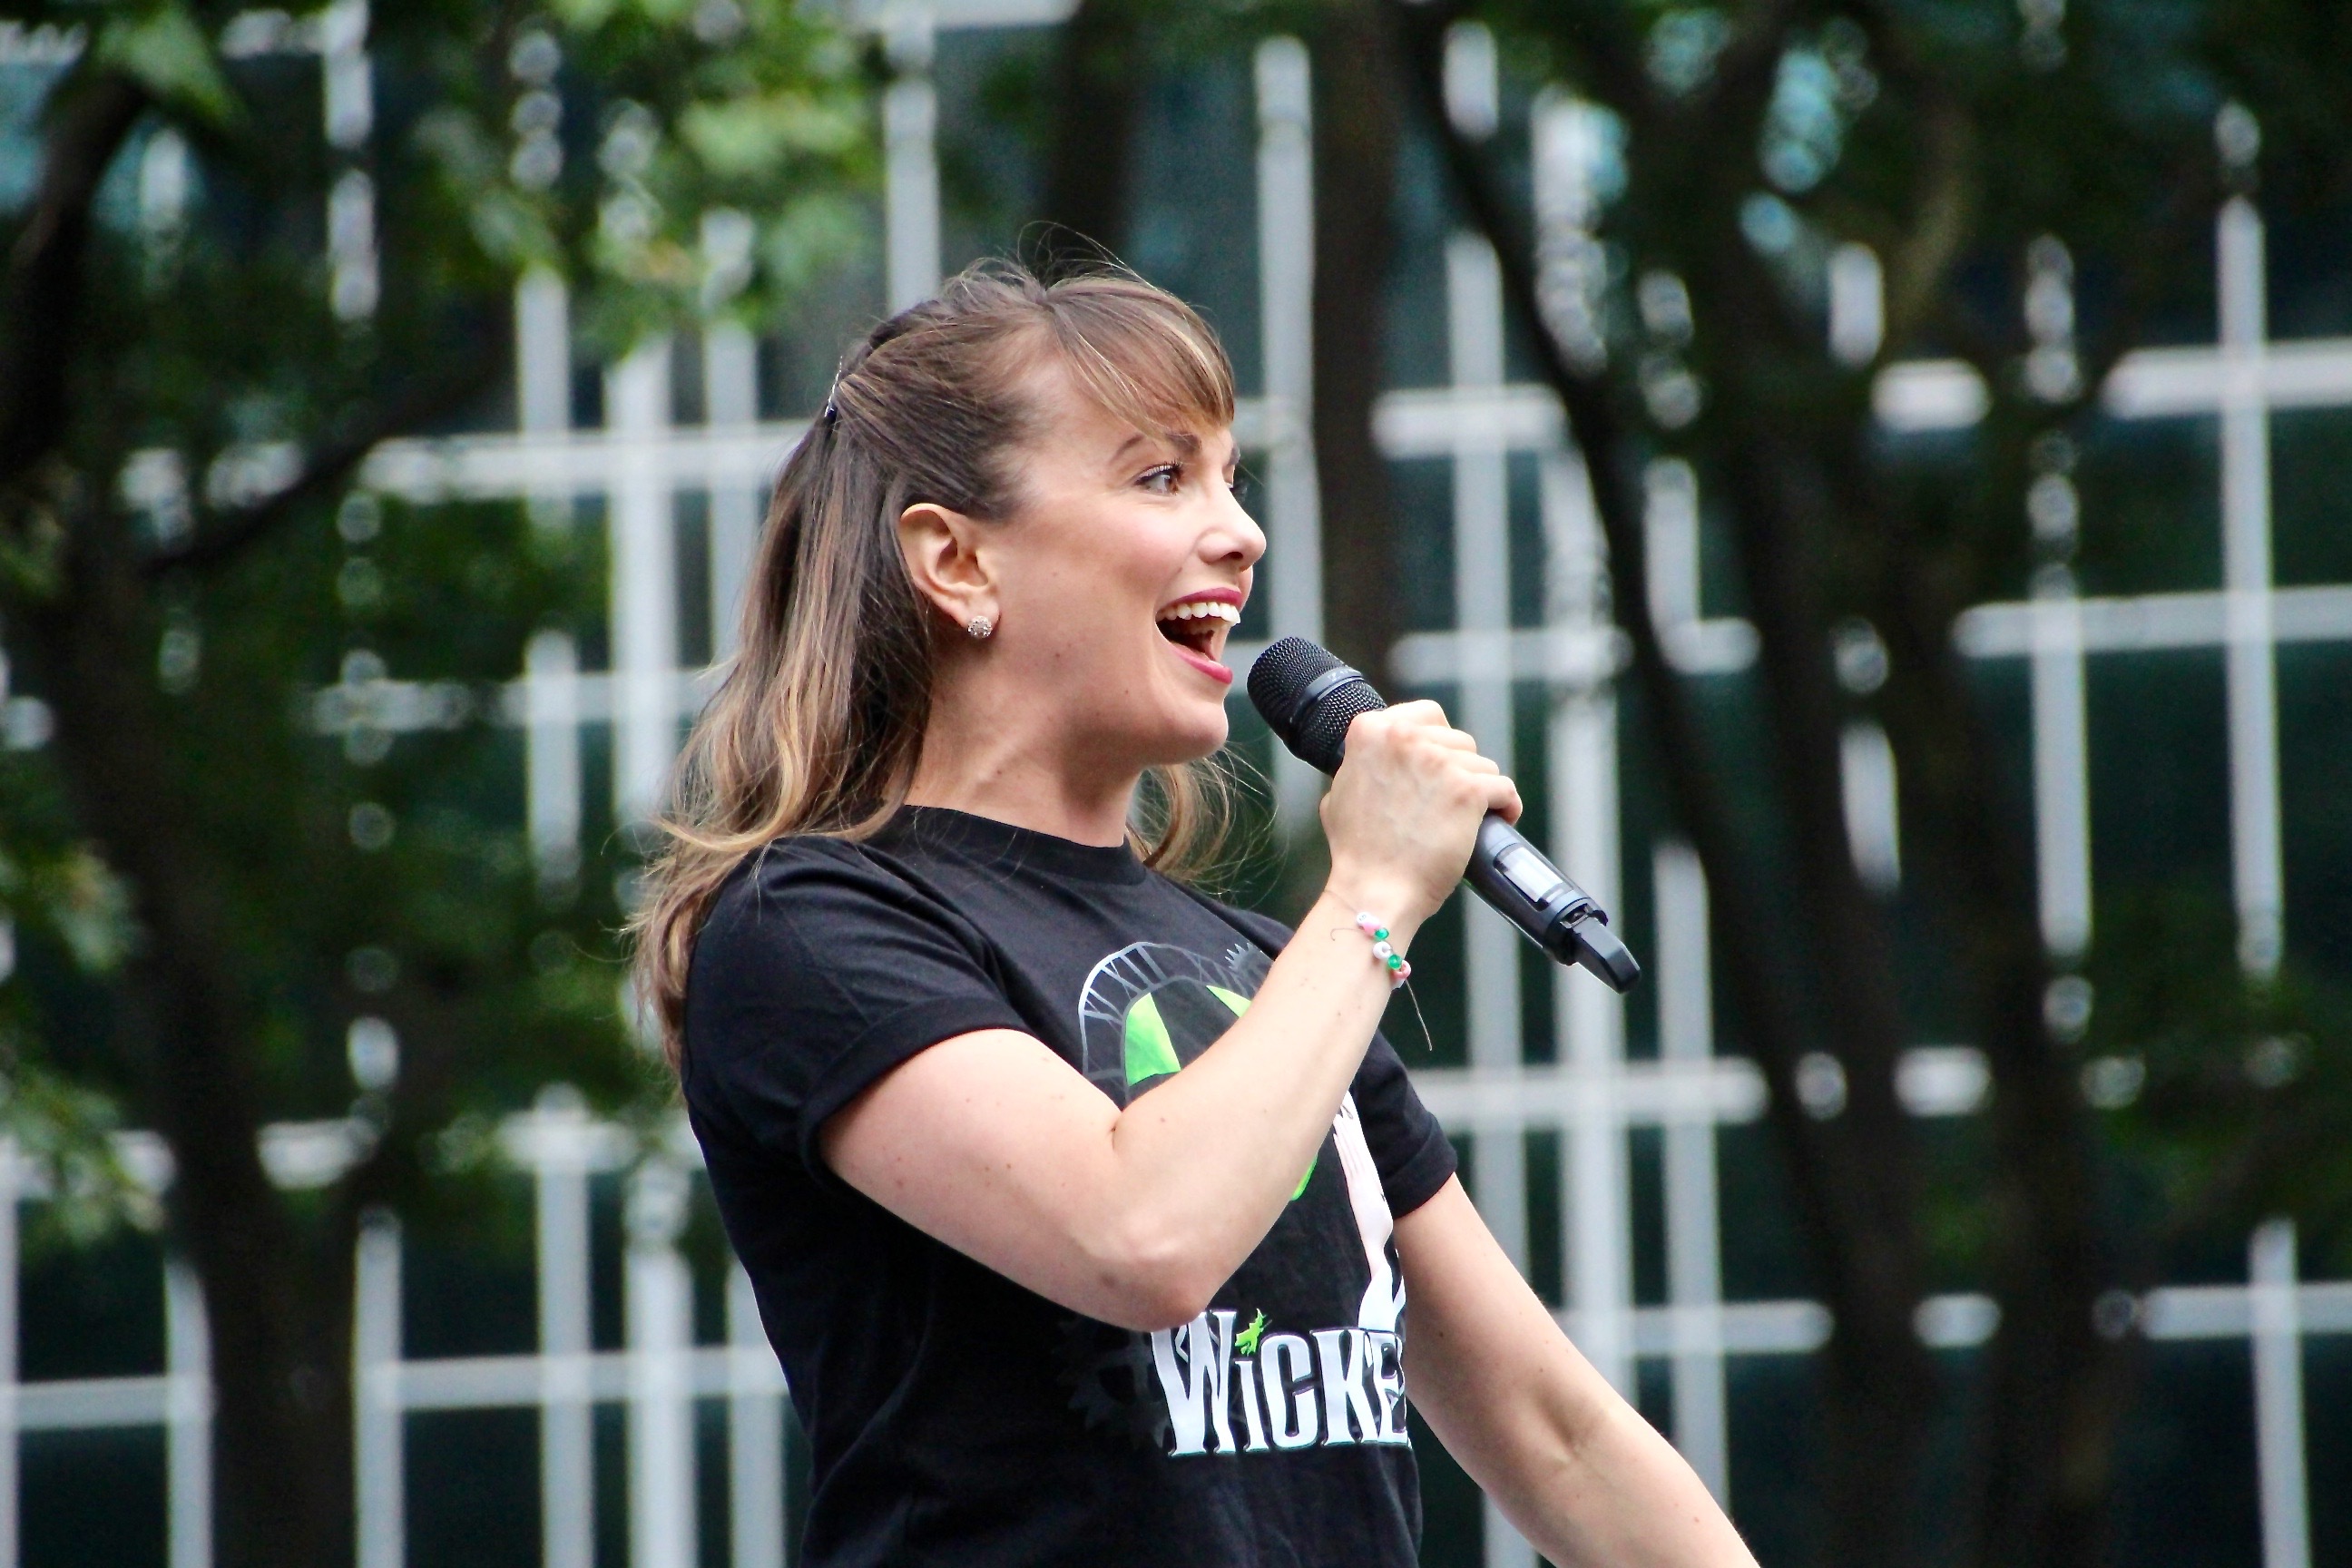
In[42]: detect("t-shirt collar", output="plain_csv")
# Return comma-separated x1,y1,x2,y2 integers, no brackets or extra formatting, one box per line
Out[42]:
886,805,1148,885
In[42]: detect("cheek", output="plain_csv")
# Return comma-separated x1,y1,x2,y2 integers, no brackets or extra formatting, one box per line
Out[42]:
1020,524,1182,646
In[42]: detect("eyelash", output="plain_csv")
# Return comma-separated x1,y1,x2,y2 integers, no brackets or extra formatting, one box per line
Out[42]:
1140,463,1239,495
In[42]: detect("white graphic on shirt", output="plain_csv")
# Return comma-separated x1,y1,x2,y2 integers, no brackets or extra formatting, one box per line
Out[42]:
1333,1093,1405,1333
1149,1310,1411,1456
1143,1094,1410,1456
1063,930,1411,1457
1063,935,1416,1458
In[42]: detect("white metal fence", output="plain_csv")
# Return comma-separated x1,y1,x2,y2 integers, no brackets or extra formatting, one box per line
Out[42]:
3,5,2349,1567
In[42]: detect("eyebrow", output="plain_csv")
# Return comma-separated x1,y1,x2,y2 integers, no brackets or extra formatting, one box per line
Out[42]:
1111,429,1206,464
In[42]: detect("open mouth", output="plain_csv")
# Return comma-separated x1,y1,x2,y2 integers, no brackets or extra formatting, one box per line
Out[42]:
1155,596,1240,661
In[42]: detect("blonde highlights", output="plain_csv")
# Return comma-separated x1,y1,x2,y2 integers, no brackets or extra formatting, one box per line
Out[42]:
632,261,1241,1066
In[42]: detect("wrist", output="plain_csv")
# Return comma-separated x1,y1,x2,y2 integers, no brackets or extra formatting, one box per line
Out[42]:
1315,880,1424,955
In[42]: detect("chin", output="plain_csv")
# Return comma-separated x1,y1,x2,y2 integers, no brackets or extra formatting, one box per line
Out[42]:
1146,703,1231,767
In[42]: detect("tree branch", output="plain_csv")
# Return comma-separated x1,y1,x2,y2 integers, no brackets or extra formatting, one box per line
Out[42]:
1535,0,1656,132
141,355,504,578
1379,0,1905,1313
0,70,151,500
1882,88,1977,358
1387,13,1960,1559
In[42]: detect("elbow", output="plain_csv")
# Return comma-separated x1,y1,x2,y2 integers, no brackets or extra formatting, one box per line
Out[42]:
1085,1222,1226,1333
1106,1286,1219,1336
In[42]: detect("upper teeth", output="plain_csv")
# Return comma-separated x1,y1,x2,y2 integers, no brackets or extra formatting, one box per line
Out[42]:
1158,601,1240,625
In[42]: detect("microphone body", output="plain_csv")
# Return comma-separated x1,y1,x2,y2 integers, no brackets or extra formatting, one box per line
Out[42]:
1249,637,1642,994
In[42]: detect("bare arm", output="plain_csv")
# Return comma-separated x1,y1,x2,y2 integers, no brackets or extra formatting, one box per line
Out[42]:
823,702,1519,1330
1398,1178,1758,1568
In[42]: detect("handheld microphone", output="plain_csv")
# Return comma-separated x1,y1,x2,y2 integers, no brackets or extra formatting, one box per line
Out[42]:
1248,636,1642,994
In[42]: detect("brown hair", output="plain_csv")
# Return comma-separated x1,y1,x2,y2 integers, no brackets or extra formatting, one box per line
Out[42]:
632,260,1242,1065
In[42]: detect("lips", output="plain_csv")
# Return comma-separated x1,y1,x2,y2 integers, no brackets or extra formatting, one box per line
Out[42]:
1155,592,1241,683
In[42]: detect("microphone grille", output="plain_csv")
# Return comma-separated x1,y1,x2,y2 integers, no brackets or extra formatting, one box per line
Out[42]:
1294,678,1385,774
1247,635,1387,775
1246,636,1344,741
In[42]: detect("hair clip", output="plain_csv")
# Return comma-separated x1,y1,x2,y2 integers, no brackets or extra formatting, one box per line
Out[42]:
821,399,839,426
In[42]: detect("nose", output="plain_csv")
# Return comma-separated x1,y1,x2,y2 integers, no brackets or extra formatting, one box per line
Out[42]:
1210,485,1268,569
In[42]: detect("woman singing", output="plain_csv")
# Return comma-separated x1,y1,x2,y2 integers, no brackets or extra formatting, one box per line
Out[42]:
635,262,1754,1567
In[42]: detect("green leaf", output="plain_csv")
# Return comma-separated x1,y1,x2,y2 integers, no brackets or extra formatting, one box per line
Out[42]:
95,3,240,128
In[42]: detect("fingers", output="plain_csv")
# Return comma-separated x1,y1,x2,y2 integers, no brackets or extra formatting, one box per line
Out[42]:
1345,704,1481,756
1323,694,1524,925
1447,765,1518,822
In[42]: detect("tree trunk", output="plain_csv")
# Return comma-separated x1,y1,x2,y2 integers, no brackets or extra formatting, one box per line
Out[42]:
1038,0,1142,267
1308,0,1403,678
1377,8,1950,1560
2,64,354,1566
0,74,146,488
27,514,354,1568
1866,514,2124,1568
1701,279,1942,1567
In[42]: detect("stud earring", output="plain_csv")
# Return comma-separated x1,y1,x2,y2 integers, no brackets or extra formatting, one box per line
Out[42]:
965,616,995,640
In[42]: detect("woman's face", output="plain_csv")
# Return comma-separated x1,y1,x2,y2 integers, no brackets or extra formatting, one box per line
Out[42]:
977,360,1265,772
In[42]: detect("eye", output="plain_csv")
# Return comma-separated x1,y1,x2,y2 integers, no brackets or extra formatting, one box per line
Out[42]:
1139,464,1181,495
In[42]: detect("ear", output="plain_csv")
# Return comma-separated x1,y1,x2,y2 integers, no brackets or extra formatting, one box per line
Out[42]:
897,501,996,631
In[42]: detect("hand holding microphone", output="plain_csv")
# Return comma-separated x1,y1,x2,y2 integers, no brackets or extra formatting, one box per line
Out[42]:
1316,700,1523,941
1250,637,1642,994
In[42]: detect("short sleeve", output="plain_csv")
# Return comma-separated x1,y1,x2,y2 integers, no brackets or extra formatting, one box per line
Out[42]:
1206,900,1458,1217
681,840,1028,1184
1348,1034,1457,1217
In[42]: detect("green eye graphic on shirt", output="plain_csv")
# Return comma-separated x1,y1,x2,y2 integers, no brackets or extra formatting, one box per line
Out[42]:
1092,951,1313,1199
1120,983,1252,1087
1080,941,1266,1097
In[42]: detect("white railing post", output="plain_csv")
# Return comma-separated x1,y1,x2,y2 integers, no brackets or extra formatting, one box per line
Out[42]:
1446,225,1527,1297
2251,1220,2309,1568
515,270,572,450
702,330,762,666
354,1211,404,1568
608,338,679,828
0,1137,18,1568
521,1088,600,1568
2218,195,2284,977
2030,564,2092,957
728,1267,786,1568
165,1259,211,1568
524,629,583,893
1251,34,1321,833
882,5,940,313
1538,432,1632,1410
1656,844,1729,1503
628,1158,697,1568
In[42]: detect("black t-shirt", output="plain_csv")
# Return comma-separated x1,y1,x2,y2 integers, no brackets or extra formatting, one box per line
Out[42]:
681,806,1458,1568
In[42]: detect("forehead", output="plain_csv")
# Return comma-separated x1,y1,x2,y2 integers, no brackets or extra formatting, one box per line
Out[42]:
1017,357,1236,466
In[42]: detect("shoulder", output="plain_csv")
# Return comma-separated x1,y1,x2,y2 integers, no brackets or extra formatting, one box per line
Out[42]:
702,833,936,935
690,832,995,993
681,832,1025,1143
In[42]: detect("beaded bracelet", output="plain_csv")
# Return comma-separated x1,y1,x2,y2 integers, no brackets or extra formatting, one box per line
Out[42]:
1353,913,1413,988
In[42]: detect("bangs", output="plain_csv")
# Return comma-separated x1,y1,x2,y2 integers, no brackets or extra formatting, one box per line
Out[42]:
1033,273,1237,440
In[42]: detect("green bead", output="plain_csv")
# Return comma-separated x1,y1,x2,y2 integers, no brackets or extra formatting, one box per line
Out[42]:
1373,926,1389,942
1386,954,1405,971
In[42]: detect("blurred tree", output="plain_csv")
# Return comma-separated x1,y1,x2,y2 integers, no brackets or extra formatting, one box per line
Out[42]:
1028,0,1406,678
1307,0,1405,681
1039,0,1142,268
0,2,868,1563
1375,2,2352,1565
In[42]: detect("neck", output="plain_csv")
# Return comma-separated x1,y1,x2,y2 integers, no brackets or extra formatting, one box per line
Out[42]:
904,663,1140,848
